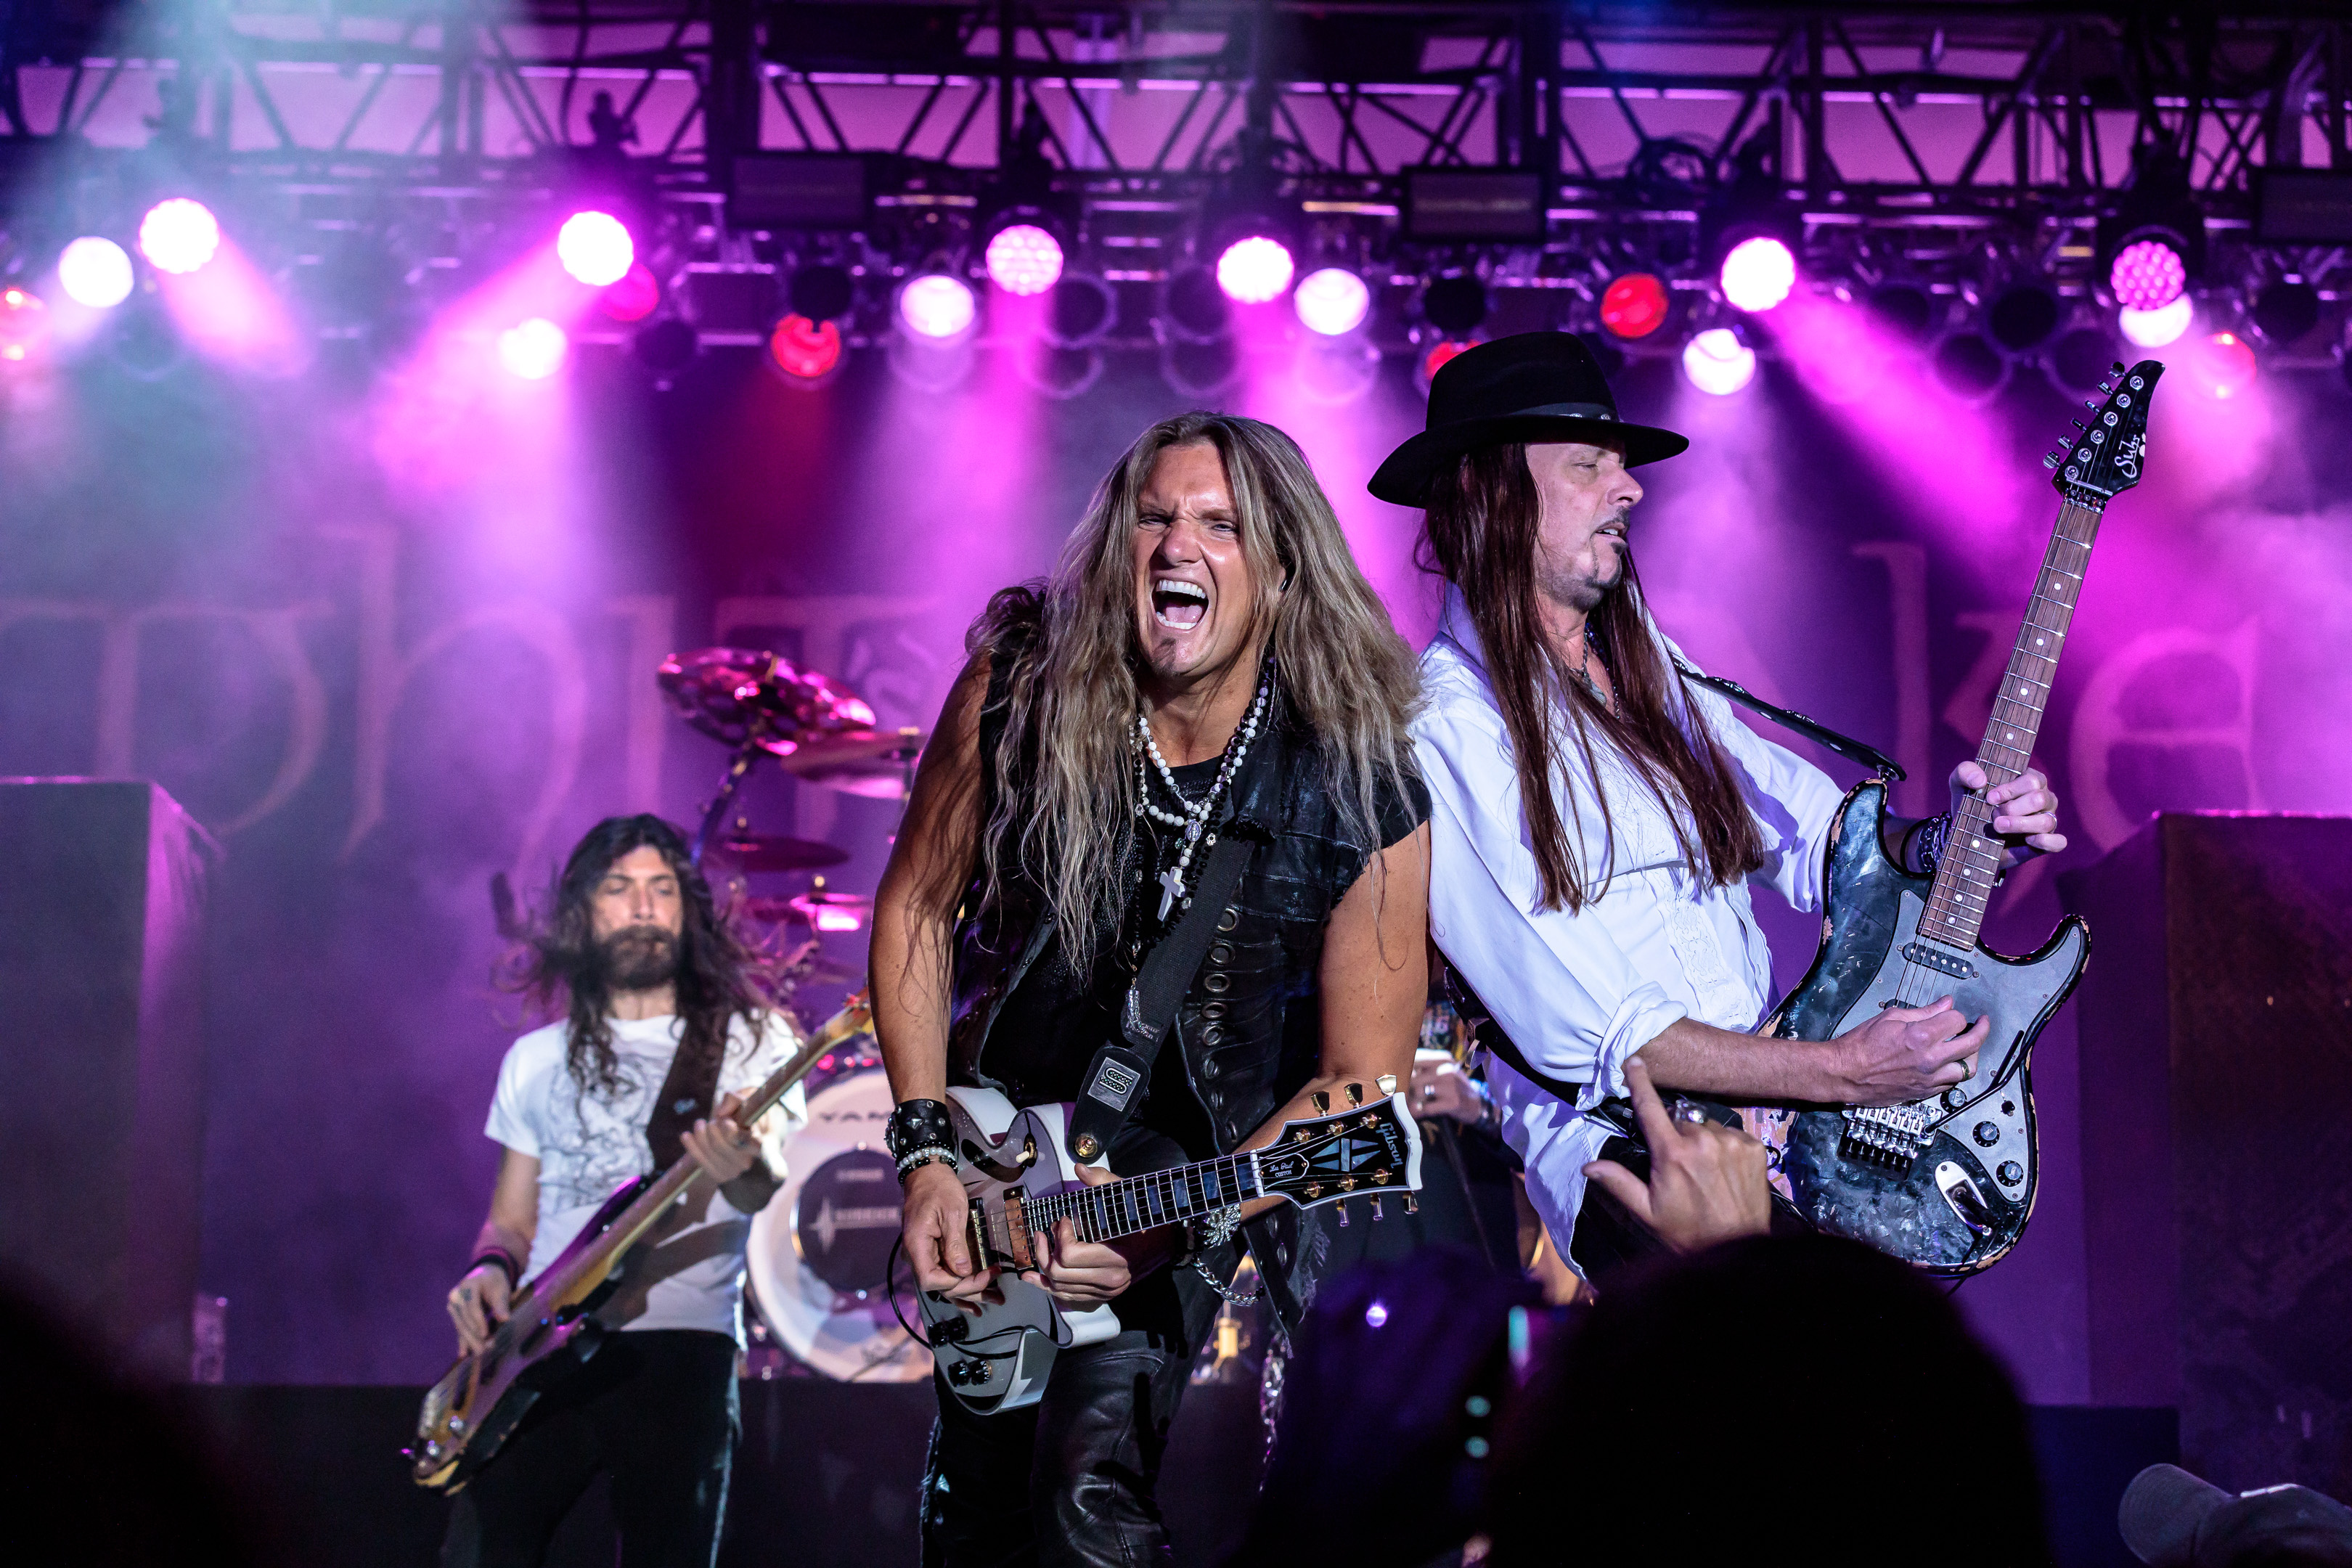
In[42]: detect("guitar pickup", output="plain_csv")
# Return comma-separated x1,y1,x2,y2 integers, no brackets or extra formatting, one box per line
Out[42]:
1899,941,1976,981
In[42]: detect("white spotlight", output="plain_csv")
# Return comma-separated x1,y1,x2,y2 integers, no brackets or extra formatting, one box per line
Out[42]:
58,237,136,309
1682,327,1757,396
2118,295,2194,350
1294,268,1371,336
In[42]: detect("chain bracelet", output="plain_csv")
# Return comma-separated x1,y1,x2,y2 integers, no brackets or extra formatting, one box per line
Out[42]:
1190,1206,1263,1304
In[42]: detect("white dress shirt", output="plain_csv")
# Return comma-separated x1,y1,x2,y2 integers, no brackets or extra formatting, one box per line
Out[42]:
1410,585,1846,1266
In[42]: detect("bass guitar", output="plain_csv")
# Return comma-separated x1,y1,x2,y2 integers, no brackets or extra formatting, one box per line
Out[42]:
1763,359,2162,1274
920,1079,1423,1413
407,993,874,1491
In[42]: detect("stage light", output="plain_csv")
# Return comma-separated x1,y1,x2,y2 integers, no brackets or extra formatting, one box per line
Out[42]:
2188,331,2257,400
600,263,661,323
557,211,634,287
2251,280,2320,346
984,224,1064,296
1600,273,1669,339
1988,281,2062,353
1046,274,1116,347
1682,327,1757,395
2119,295,2193,349
1215,235,1294,304
1931,332,2007,401
2110,238,2186,313
57,237,135,309
1294,267,1370,336
897,273,976,340
0,285,49,363
769,314,843,380
1162,335,1240,396
1866,282,1936,344
138,199,221,275
497,317,568,380
1164,267,1230,342
1018,341,1103,401
1423,275,1488,338
1720,236,1795,313
1418,340,1471,388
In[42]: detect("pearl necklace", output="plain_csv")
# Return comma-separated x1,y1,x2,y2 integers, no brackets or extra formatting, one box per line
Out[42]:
1134,666,1273,920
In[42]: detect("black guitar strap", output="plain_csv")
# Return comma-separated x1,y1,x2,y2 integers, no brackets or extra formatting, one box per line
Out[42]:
1064,746,1277,1163
1670,656,1906,781
644,1029,722,1169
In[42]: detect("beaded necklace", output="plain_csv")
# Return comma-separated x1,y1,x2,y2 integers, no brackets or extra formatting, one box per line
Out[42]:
1134,662,1274,921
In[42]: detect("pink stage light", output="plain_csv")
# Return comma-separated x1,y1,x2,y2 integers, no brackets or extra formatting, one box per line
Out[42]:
2110,238,2187,312
1601,272,1670,338
139,199,221,275
1720,237,1795,313
497,317,568,380
815,907,863,934
898,273,977,340
58,237,135,309
984,224,1065,295
2119,295,2194,349
601,263,661,322
0,285,49,363
1294,267,1370,335
1683,327,1757,395
557,211,634,287
1216,235,1295,304
2188,331,2258,400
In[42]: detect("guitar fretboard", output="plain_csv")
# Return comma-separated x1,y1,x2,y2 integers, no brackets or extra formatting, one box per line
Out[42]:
1917,498,2104,952
995,1151,1264,1253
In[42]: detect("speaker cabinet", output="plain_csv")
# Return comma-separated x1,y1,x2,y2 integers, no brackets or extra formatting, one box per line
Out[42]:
2062,814,2352,1496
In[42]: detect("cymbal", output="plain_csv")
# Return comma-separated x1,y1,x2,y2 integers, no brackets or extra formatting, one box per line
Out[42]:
740,879,874,933
775,727,926,800
658,648,877,756
707,835,851,873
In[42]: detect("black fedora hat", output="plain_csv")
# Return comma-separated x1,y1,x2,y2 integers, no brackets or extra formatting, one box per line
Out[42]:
1368,331,1689,507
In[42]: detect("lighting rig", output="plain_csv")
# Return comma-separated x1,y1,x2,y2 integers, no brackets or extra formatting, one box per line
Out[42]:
4,2,2352,404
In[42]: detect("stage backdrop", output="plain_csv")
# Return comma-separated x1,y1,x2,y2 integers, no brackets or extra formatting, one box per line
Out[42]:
5,309,2350,1398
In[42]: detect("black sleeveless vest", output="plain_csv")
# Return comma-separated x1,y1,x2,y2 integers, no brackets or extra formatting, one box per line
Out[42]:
945,617,1427,1334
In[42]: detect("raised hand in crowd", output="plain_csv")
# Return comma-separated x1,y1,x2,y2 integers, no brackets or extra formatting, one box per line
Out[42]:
1581,1055,1771,1252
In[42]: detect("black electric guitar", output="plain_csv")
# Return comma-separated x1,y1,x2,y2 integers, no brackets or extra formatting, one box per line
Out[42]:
920,1079,1423,1413
407,994,873,1492
1762,359,2163,1274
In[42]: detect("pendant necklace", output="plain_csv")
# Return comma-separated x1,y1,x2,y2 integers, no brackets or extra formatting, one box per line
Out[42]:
1135,664,1274,920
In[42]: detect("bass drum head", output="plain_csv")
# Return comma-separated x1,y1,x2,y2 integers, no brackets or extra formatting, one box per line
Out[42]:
746,1067,932,1382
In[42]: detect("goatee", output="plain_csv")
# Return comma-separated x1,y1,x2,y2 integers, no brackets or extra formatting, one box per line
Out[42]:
595,927,679,992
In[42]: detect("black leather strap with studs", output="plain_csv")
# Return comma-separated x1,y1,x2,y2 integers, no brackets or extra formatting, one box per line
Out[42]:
885,1098,955,1162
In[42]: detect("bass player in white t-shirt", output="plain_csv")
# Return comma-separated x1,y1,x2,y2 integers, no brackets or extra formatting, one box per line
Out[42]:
442,815,805,1568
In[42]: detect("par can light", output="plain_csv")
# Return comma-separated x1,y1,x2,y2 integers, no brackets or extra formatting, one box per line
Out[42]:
1719,237,1795,313
898,274,977,340
1293,267,1370,336
1215,236,1295,305
1600,273,1669,339
497,317,568,380
138,199,221,275
1683,327,1757,395
984,224,1065,296
58,237,136,309
558,211,635,287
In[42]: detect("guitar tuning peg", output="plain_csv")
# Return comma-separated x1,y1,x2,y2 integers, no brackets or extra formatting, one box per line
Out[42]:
1402,1194,1418,1215
2043,454,2059,469
2111,360,2126,374
1370,1196,1384,1221
1311,1090,1331,1113
1336,1199,1351,1229
1376,1074,1397,1095
2071,418,2086,429
1344,1082,1364,1106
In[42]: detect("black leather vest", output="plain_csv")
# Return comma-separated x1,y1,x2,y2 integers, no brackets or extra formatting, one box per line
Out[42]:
946,629,1424,1334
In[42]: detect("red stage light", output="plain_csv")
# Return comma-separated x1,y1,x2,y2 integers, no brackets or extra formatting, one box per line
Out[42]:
769,314,842,380
2189,330,2257,401
1421,340,1471,383
601,263,661,322
0,285,49,363
1600,273,1669,338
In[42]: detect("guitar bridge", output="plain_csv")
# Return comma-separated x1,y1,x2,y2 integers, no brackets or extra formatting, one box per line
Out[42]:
1839,1104,1930,1169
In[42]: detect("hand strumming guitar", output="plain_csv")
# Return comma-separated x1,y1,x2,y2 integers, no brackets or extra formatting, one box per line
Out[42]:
904,1158,996,1313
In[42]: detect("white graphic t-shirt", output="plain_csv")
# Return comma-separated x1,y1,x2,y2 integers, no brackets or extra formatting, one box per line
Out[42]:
486,1010,806,1342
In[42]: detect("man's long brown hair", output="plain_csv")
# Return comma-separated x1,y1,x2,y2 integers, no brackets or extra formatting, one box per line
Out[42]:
1421,444,1764,912
505,814,775,1096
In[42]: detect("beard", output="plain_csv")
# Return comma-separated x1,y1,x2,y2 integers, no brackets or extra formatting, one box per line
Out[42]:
592,926,680,992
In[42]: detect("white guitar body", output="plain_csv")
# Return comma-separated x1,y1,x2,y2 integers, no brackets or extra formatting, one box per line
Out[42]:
919,1087,1122,1413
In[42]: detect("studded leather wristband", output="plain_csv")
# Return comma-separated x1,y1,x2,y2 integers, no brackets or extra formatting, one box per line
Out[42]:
886,1098,955,1162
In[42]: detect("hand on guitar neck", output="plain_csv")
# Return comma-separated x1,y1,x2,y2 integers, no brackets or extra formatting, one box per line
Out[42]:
902,1155,1182,1310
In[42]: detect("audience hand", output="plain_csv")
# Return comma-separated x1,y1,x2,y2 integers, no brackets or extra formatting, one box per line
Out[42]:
1582,1057,1771,1251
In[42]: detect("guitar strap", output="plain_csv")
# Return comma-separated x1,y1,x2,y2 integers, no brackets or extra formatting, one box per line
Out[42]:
644,1027,724,1169
1064,743,1278,1164
1669,656,1906,781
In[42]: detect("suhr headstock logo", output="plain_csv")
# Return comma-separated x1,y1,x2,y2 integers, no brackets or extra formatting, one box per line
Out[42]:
2113,431,2146,483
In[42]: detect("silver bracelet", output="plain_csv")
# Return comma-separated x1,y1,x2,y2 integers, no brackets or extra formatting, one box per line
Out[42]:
894,1145,957,1185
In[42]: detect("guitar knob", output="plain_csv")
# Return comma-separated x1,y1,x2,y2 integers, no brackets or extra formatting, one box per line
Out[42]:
1943,1087,1969,1111
1998,1161,2024,1185
1972,1120,2001,1147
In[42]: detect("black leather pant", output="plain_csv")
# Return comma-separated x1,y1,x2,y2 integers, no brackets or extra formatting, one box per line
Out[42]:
920,1261,1218,1568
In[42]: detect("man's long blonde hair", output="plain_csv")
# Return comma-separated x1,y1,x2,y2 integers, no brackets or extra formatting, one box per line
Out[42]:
975,412,1421,963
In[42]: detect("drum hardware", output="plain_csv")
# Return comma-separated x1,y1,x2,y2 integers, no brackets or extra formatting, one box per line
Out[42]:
774,727,926,802
706,833,852,873
657,647,883,868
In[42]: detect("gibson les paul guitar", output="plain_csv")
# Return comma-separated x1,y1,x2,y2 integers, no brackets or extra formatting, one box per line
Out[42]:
1762,359,2163,1274
920,1080,1423,1413
407,993,873,1492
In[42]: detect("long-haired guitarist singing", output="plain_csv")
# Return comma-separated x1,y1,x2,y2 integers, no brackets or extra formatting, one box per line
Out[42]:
870,414,1432,1566
441,814,804,1568
1377,333,2067,1279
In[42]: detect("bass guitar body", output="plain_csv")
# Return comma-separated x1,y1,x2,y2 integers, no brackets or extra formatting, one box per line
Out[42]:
1763,780,2087,1274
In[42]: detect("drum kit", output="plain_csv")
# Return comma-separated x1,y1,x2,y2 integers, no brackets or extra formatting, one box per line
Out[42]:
657,646,932,1383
